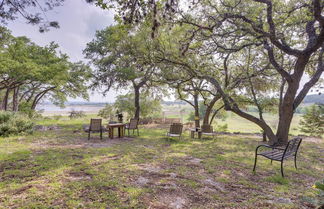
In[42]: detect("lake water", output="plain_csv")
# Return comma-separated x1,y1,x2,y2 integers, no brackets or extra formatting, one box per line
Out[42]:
36,104,106,115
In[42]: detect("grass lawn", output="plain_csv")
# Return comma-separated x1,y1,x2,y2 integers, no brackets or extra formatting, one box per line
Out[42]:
0,117,323,208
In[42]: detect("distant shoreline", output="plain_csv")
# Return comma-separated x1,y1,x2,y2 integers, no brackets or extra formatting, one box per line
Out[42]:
37,104,106,116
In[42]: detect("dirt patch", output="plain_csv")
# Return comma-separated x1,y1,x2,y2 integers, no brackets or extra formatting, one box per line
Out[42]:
303,136,323,144
148,192,188,209
186,157,202,165
138,164,163,173
202,179,225,192
11,185,33,195
30,137,134,150
64,171,92,182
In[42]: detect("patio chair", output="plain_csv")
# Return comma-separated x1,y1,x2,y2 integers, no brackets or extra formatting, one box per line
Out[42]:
253,137,303,177
83,119,107,140
124,118,139,136
200,124,217,139
166,123,183,140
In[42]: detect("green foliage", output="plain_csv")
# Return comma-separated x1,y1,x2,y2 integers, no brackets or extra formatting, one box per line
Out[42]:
303,179,324,207
0,111,34,137
68,110,86,119
187,111,195,121
52,115,63,121
114,93,162,119
265,175,289,185
299,105,324,137
98,104,115,120
215,124,228,132
0,29,91,111
18,102,42,119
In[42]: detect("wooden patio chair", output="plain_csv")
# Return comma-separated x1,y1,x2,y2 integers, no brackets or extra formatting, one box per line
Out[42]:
125,118,139,136
253,137,303,177
83,119,107,140
200,124,217,139
166,123,183,140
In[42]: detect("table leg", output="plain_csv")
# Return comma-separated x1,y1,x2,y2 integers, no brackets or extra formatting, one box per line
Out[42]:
118,127,121,138
110,127,114,139
198,132,202,139
191,131,194,138
121,127,124,137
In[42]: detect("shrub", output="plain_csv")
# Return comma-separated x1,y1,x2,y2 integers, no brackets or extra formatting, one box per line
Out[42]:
68,110,85,119
303,179,324,207
0,111,34,137
18,102,43,119
52,115,63,120
215,124,228,132
98,104,115,120
299,104,324,137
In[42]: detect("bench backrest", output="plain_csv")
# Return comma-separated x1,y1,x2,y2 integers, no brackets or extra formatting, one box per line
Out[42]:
283,137,302,157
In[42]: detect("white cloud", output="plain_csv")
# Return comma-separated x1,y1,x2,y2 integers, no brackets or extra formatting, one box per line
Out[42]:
6,0,121,102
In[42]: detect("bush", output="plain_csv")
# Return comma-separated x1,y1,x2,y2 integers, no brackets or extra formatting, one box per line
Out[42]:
18,102,43,119
299,104,324,137
215,124,228,132
68,110,85,119
0,111,34,137
98,104,115,120
52,115,63,120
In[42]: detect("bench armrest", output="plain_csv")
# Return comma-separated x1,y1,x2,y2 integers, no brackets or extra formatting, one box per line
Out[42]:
255,144,278,153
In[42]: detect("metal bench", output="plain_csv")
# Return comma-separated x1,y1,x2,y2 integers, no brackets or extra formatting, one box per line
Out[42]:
253,137,303,177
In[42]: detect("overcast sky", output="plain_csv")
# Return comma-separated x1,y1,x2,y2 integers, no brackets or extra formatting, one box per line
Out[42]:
6,1,323,103
7,0,122,103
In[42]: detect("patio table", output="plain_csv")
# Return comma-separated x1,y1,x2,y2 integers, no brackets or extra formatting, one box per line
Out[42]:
107,123,125,139
189,128,202,139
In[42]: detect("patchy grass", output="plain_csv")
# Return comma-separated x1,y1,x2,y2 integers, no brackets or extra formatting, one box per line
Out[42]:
0,119,322,208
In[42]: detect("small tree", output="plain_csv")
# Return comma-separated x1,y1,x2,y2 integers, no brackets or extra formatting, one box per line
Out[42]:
98,104,115,120
114,93,162,119
299,104,324,137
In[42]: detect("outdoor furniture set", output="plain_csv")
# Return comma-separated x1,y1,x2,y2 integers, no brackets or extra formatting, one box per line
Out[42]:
84,118,139,140
85,119,303,177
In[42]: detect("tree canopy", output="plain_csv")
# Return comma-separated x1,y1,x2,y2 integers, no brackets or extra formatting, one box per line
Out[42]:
0,28,91,113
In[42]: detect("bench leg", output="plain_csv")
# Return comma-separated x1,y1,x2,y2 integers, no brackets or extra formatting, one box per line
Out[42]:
88,131,91,140
281,161,284,177
100,130,102,140
253,154,258,172
137,128,139,136
294,155,298,170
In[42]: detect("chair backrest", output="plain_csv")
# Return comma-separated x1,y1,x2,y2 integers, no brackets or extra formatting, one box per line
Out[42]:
169,123,183,135
283,137,302,157
201,124,213,133
90,119,102,131
129,118,139,129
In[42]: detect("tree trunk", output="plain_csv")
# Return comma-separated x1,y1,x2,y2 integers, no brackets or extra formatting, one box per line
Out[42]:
134,86,140,119
203,94,221,125
209,105,225,125
0,88,10,111
31,87,56,110
276,57,308,144
204,75,278,143
193,92,200,128
12,86,20,112
262,132,267,142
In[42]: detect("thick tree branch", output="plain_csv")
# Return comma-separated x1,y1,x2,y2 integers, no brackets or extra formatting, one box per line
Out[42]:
294,46,324,108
